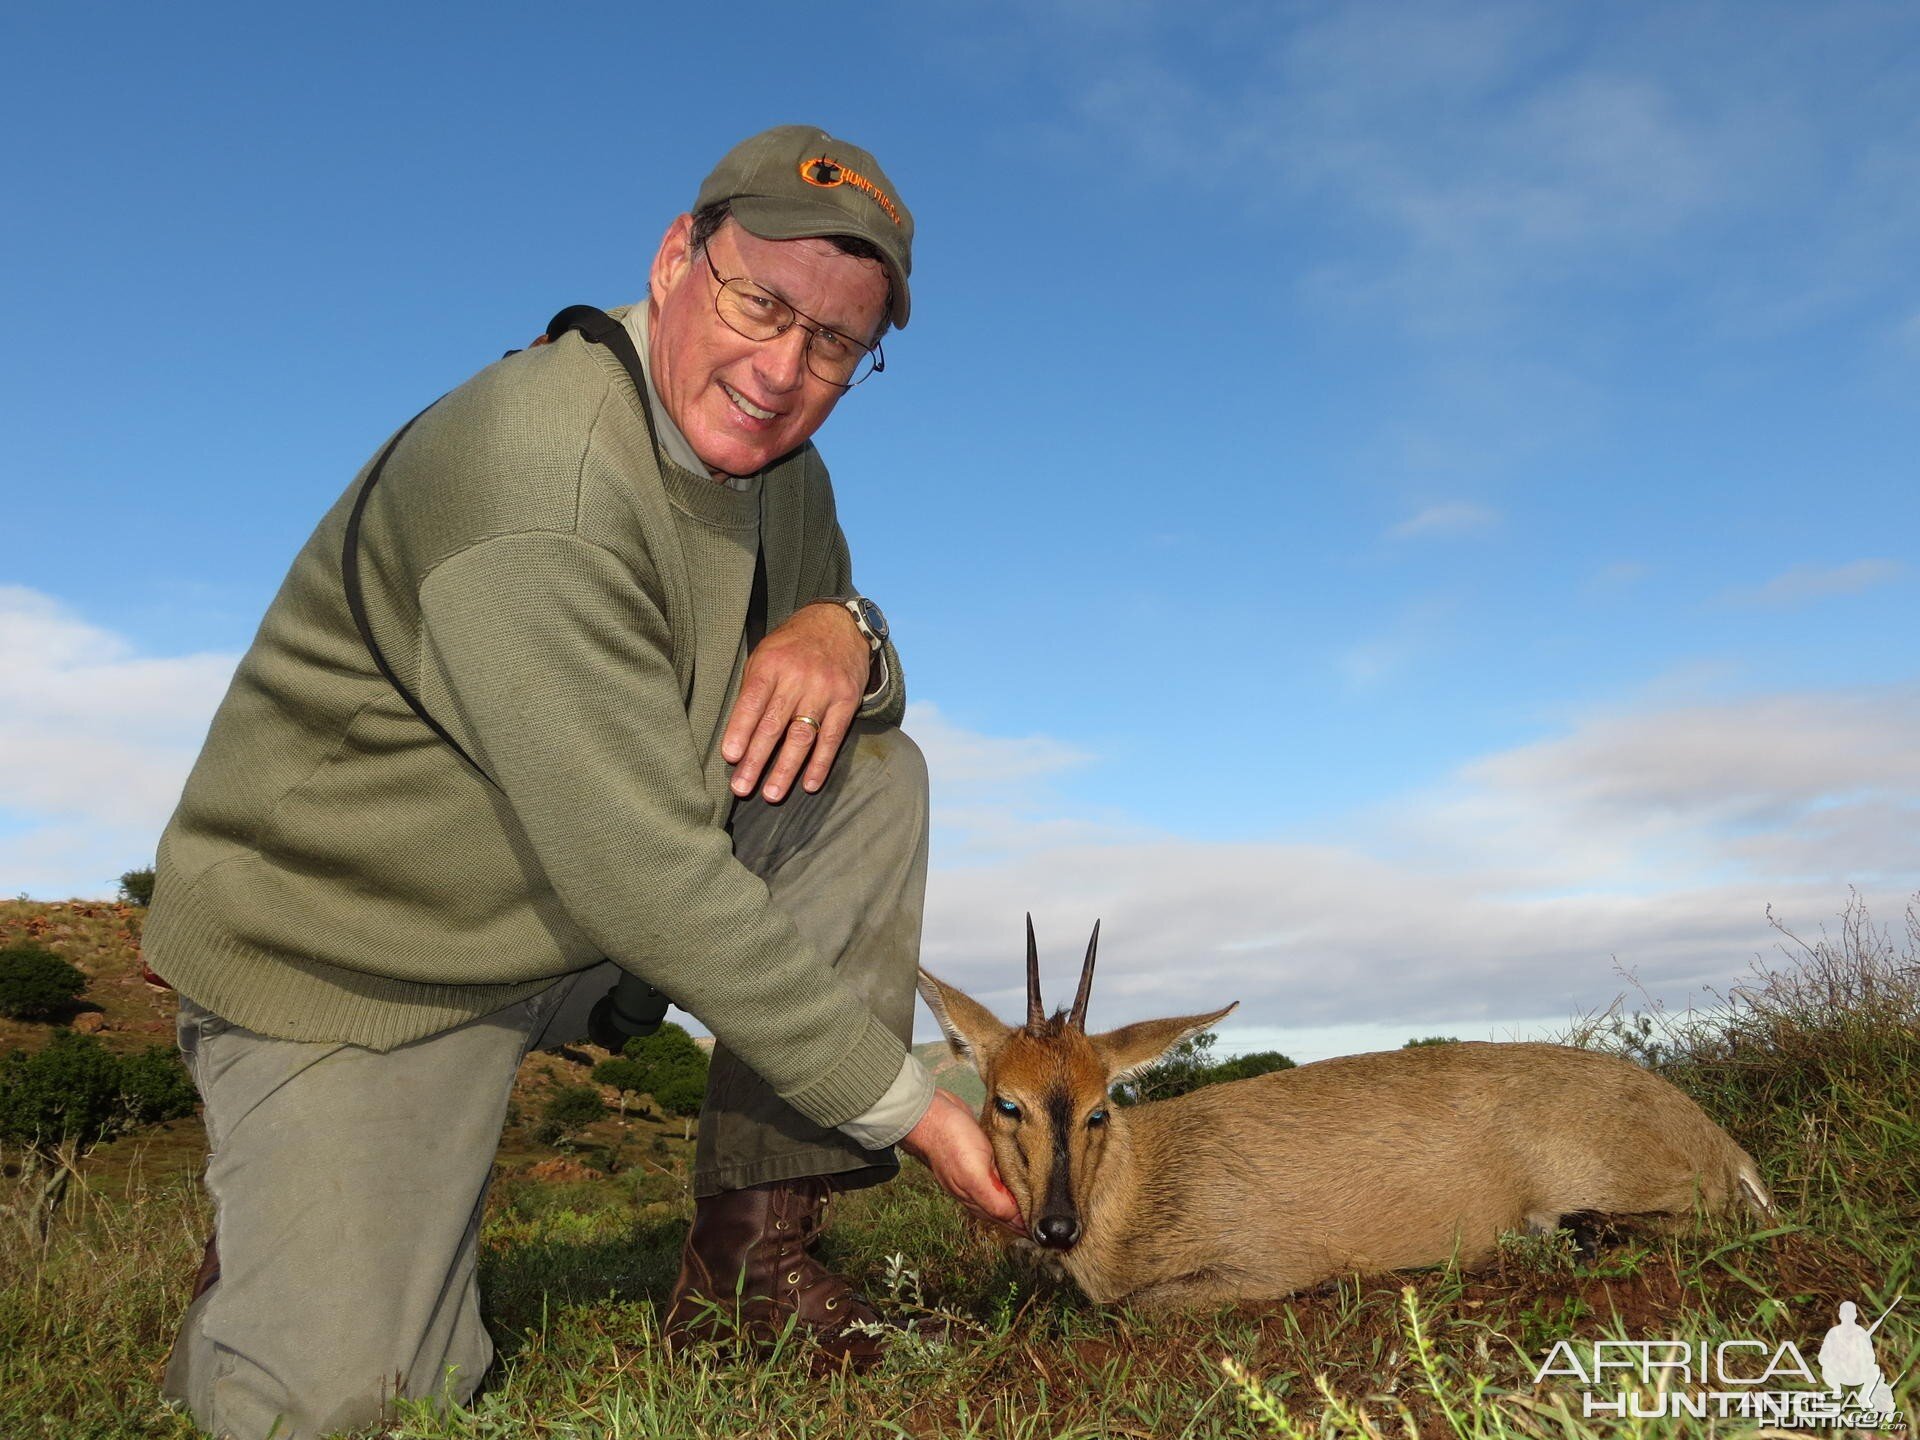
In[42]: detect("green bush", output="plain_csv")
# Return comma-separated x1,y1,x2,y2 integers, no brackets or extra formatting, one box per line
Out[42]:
534,1085,607,1148
1113,1032,1296,1106
590,1056,651,1115
0,1031,198,1234
0,945,88,1021
1579,892,1920,1217
591,1023,709,1118
1403,1035,1461,1048
115,1043,200,1123
116,867,156,906
1209,1049,1296,1084
0,1031,197,1154
650,1067,707,1117
1112,1030,1218,1105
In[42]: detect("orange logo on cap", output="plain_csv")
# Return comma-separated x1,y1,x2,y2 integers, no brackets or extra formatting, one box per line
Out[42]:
797,154,901,227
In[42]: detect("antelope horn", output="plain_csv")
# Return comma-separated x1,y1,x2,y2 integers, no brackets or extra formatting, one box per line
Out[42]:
1025,913,1046,1031
1068,919,1101,1031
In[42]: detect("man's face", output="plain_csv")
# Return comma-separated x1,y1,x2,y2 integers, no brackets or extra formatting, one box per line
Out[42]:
647,215,889,478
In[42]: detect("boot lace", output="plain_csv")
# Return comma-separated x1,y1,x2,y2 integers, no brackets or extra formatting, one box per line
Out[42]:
769,1178,879,1329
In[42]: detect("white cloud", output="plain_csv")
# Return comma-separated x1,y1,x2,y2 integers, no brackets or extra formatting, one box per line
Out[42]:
920,832,1895,1048
1335,639,1405,691
909,699,1152,863
914,683,1920,1049
1460,689,1920,821
1389,501,1501,540
0,586,236,896
1332,595,1459,693
1588,560,1649,591
1716,559,1902,609
1014,1,1920,338
908,700,1089,790
1382,689,1920,908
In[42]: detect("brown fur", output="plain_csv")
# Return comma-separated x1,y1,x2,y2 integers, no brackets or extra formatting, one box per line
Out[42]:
920,966,1771,1312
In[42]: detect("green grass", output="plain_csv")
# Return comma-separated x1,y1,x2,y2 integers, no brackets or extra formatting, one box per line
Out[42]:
3,893,1918,1437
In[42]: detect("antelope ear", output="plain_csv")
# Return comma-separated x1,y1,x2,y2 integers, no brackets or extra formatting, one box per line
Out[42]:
917,968,1013,1078
1089,1003,1239,1087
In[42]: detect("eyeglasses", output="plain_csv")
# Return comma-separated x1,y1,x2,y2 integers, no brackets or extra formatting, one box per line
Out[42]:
703,247,885,389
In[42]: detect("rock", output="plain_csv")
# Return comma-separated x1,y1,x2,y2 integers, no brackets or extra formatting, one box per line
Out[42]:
72,1012,107,1034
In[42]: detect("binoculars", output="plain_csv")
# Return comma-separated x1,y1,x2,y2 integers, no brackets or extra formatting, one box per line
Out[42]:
586,972,672,1051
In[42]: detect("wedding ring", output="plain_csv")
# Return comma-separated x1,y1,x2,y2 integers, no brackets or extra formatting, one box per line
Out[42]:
795,714,821,731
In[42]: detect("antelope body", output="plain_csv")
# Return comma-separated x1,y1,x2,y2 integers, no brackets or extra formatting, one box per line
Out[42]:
919,922,1770,1312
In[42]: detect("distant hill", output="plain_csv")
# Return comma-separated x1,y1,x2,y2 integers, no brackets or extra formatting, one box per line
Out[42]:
0,898,177,1056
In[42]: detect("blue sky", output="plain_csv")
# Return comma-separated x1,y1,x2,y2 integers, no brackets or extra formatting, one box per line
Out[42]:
4,1,1917,1058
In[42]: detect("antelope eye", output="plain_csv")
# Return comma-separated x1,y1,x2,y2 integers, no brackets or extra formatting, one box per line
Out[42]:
1087,1109,1109,1127
993,1096,1021,1120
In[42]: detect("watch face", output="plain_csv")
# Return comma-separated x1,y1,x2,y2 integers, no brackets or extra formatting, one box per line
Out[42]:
858,598,889,641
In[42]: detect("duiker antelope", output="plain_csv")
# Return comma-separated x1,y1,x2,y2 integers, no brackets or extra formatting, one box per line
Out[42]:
918,921,1770,1311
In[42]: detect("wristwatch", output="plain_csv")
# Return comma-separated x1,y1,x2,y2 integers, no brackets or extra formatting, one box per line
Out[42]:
818,595,888,653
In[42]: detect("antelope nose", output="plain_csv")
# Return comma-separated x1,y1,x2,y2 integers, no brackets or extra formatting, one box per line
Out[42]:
1035,1216,1080,1250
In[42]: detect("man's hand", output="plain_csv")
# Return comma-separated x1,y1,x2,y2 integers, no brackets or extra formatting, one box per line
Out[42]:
898,1088,1025,1233
723,602,870,802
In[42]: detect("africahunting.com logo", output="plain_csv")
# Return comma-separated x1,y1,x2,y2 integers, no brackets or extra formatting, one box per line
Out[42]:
1533,1297,1907,1428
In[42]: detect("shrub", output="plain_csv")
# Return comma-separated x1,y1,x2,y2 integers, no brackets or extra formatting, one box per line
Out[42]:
0,1031,198,1150
0,1030,125,1147
535,1085,607,1148
592,1023,709,1118
116,867,156,906
590,1057,651,1117
0,1031,199,1232
1112,1031,1219,1106
1403,1036,1461,1048
0,945,88,1021
650,1067,706,1118
1575,890,1920,1215
1209,1049,1296,1084
1113,1033,1296,1106
116,1043,200,1123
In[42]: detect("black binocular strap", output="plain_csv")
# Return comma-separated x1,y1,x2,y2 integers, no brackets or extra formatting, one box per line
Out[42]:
340,402,502,789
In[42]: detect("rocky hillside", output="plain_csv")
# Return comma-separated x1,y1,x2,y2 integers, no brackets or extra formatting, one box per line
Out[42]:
1,898,981,1200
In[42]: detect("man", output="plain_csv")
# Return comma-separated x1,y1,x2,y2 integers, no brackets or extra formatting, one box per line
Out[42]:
147,126,1017,1439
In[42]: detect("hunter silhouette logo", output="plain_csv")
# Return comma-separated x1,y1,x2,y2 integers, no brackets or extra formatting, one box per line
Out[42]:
796,154,903,226
1532,1294,1907,1427
1821,1300,1901,1417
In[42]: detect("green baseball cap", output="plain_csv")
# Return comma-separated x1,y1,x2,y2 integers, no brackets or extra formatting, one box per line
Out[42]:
695,124,914,330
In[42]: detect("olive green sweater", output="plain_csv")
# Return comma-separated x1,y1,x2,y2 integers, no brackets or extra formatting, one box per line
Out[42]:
147,323,908,1130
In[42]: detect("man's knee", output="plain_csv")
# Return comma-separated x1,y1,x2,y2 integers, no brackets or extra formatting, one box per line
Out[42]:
845,722,927,831
730,721,928,884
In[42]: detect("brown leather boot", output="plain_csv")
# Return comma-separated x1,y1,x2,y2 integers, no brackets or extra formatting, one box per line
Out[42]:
190,1233,220,1300
663,1177,893,1371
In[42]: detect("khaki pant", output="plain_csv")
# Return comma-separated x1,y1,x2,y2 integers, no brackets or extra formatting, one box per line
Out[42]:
164,722,927,1439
